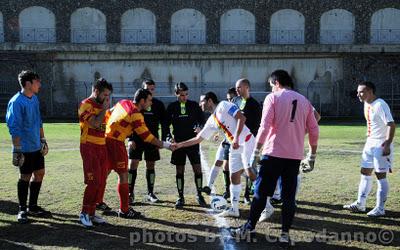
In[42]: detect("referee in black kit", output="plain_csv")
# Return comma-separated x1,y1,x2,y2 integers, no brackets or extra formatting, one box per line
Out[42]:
166,82,207,208
127,79,169,204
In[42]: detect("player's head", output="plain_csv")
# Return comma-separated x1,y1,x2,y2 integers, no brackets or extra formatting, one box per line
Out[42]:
199,92,218,112
226,87,237,102
357,81,376,103
175,82,189,103
92,78,113,104
18,70,41,94
269,70,293,92
235,78,250,98
142,79,156,95
134,88,153,111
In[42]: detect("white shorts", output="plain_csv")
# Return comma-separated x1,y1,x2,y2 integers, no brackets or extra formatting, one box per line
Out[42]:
229,135,255,173
361,138,393,173
215,142,225,162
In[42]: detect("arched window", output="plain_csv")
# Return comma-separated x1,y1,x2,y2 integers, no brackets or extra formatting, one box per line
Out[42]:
19,6,56,43
270,9,305,44
71,7,106,43
371,8,400,44
171,9,206,44
220,9,255,44
121,8,156,44
320,9,354,44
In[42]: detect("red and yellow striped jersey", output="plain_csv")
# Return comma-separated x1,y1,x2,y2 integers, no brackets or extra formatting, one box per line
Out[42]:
105,99,155,143
79,98,107,145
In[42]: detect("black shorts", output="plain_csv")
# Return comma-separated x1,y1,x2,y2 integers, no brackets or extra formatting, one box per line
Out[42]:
20,150,45,175
170,144,201,166
128,140,160,161
222,141,230,161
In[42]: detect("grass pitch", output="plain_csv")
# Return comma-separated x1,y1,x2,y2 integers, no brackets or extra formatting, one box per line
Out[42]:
0,123,399,249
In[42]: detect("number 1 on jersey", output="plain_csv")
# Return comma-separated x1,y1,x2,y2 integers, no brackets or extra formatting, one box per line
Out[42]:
290,100,297,122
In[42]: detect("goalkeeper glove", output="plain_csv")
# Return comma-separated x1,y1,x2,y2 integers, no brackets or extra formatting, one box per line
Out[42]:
40,137,49,156
12,146,25,167
300,152,316,173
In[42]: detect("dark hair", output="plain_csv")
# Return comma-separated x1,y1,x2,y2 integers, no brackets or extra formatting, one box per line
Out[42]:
204,91,219,104
93,78,113,93
359,81,376,94
134,88,152,103
227,87,237,96
18,70,40,87
238,78,251,87
175,82,188,94
269,70,294,88
142,79,155,88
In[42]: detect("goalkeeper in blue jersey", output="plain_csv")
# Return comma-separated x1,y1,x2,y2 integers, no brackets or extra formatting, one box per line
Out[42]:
6,70,51,224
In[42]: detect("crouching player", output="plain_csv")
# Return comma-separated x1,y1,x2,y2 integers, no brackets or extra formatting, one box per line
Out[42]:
172,92,257,217
105,88,172,219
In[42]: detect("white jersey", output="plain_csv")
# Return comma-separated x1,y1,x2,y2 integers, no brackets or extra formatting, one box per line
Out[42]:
198,101,253,145
364,98,394,140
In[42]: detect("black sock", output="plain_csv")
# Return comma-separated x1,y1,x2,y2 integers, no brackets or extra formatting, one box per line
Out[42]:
29,181,42,208
194,174,203,196
18,179,29,211
223,171,230,193
146,169,155,194
244,177,251,197
128,169,137,196
176,174,184,198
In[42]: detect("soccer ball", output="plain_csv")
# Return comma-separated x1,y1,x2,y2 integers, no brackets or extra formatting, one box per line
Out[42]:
210,196,227,213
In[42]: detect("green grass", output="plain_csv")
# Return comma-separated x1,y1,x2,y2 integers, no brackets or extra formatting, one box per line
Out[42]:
0,123,399,249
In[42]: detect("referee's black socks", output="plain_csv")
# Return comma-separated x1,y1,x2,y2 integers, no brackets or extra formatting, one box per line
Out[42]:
176,174,184,198
146,169,155,194
128,169,137,196
194,174,203,196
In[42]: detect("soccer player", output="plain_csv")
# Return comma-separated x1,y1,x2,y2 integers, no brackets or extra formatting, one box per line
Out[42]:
343,81,395,217
203,87,237,198
230,70,319,247
6,70,50,223
78,78,113,227
127,79,168,204
234,78,262,204
172,92,257,217
166,82,206,208
105,88,172,219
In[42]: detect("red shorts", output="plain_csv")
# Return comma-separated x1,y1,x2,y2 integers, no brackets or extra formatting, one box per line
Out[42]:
80,143,108,185
106,138,128,174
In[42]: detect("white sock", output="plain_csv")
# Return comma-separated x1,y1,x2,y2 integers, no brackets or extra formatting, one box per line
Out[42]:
230,183,242,211
207,165,221,188
265,197,271,209
295,174,302,197
273,178,281,200
357,175,373,207
377,178,389,209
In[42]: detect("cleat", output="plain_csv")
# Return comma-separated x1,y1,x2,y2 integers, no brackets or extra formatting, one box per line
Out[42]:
196,194,208,207
270,198,282,205
243,195,251,205
129,195,135,205
91,214,107,224
202,186,212,195
28,205,51,217
367,207,385,217
79,212,93,227
175,197,185,209
217,207,240,218
229,223,256,239
279,232,295,247
17,210,28,224
145,193,159,203
222,191,230,200
96,202,112,212
118,207,141,219
258,203,275,222
343,201,366,213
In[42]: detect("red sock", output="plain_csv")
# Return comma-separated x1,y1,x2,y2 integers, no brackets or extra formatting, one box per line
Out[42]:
82,184,97,214
96,182,106,204
117,183,129,213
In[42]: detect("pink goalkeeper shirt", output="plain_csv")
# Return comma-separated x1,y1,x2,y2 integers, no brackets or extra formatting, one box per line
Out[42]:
256,89,319,160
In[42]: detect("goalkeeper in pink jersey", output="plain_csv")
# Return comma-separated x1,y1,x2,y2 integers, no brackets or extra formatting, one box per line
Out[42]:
230,69,319,247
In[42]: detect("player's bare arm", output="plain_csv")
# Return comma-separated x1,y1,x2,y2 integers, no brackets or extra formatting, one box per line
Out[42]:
232,111,246,149
383,121,395,156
